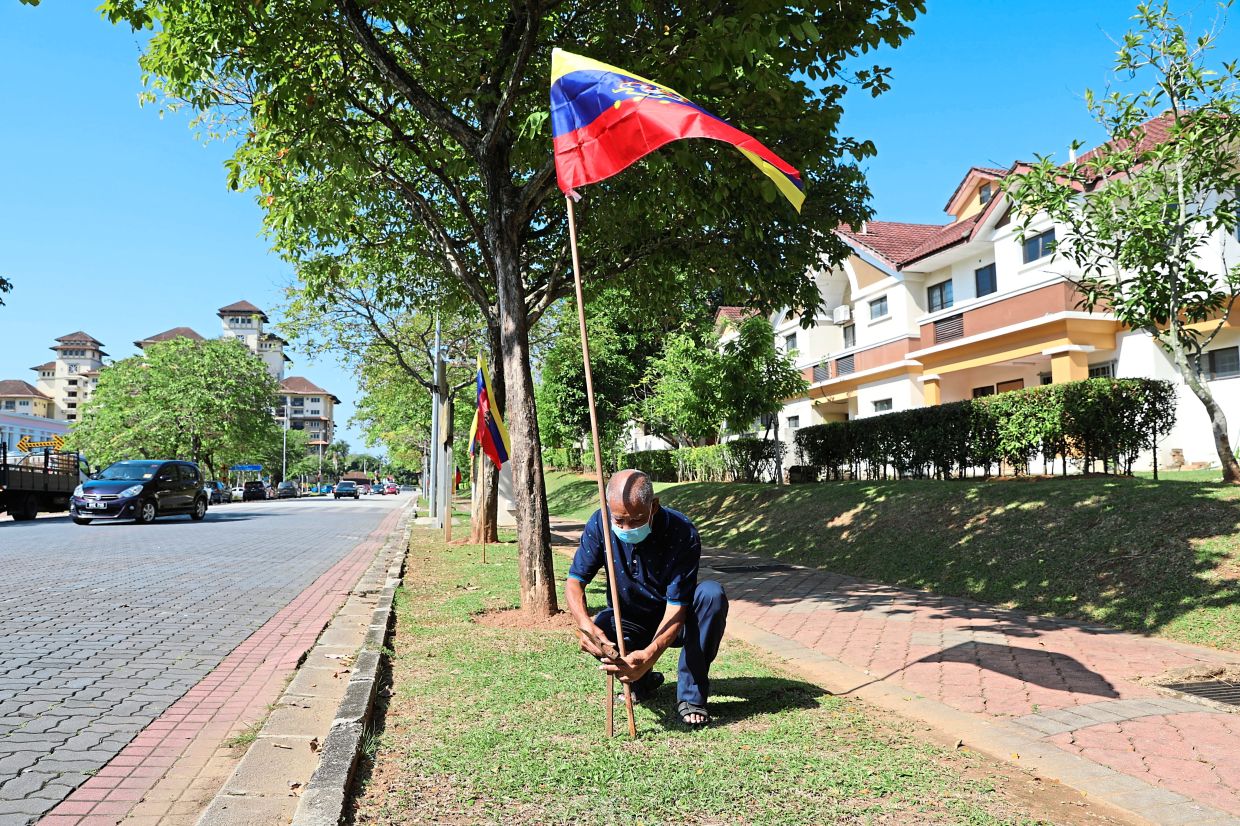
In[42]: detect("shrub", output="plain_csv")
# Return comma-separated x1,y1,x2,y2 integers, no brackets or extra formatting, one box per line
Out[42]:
794,378,1175,480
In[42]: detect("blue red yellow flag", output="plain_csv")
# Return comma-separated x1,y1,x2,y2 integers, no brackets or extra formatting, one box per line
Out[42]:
550,48,804,212
467,354,511,468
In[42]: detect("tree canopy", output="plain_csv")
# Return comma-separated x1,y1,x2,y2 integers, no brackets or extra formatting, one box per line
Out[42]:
103,0,924,613
69,337,281,478
1005,0,1240,481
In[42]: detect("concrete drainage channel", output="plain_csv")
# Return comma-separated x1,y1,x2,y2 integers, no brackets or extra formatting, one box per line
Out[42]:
196,507,412,826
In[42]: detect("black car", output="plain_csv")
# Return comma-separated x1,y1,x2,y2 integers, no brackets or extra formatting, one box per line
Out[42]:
276,481,300,499
334,480,359,499
71,460,208,525
241,480,267,502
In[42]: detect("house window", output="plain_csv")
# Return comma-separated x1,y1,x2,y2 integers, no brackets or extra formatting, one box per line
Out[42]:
1088,362,1115,379
1022,229,1056,263
784,333,798,353
996,379,1025,394
869,295,888,320
68,364,79,374
842,324,856,349
1040,373,1053,386
67,379,77,386
975,263,997,297
18,400,29,407
1206,347,1240,380
310,397,321,403
972,386,995,398
979,182,993,205
928,280,954,312
873,399,893,413
786,415,800,430
2,401,13,411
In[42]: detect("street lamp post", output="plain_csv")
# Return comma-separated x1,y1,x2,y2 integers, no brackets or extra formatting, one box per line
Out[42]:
281,393,289,482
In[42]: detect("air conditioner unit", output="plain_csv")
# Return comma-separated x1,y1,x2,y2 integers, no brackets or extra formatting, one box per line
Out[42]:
832,305,852,324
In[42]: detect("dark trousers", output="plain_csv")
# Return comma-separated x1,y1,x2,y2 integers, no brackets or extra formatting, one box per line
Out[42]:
593,580,728,706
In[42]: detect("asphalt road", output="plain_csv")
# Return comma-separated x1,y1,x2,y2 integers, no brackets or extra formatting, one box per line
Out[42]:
0,494,406,824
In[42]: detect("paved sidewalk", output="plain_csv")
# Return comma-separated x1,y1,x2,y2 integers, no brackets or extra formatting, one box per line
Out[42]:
551,518,1240,826
37,504,407,826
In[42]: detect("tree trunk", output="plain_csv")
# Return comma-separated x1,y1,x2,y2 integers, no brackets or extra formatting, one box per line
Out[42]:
1174,349,1240,482
490,231,557,616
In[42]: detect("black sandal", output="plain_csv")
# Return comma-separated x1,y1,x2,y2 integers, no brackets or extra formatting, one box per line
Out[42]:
614,671,665,704
676,700,711,727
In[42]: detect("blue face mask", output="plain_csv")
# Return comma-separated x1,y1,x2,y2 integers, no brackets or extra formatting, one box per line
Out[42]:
612,516,653,545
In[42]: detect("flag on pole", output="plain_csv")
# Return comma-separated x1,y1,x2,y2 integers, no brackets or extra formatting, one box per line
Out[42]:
550,48,804,212
467,354,511,468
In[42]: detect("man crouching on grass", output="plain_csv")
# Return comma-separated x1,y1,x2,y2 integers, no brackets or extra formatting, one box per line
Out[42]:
565,469,728,727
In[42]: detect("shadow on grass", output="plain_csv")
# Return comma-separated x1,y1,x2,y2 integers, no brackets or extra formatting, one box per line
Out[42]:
598,474,1240,646
640,674,826,728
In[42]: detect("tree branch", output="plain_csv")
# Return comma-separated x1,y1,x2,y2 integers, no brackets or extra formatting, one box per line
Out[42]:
335,0,481,153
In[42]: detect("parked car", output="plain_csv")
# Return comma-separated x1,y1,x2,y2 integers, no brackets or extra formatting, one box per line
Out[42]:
384,483,399,495
70,459,208,525
276,481,300,499
357,483,372,495
241,480,267,502
205,480,231,504
232,485,246,500
334,480,360,500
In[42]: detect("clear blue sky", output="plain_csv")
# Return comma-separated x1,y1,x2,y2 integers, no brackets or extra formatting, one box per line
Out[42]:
1,1,1236,443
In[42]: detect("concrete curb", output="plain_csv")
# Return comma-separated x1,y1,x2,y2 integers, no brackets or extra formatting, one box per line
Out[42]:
288,519,409,826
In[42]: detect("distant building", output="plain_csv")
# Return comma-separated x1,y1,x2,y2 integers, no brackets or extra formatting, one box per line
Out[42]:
29,332,107,423
0,379,55,419
0,409,68,456
12,301,339,457
217,300,291,380
134,326,205,350
277,377,340,451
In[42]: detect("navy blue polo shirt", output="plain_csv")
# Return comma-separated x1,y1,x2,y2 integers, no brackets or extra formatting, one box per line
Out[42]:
568,506,701,626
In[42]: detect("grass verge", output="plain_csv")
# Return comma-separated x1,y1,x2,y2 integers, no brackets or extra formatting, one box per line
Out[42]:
348,528,1056,826
546,471,1240,651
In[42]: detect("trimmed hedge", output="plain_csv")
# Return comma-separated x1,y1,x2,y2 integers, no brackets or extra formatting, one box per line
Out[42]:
794,378,1177,480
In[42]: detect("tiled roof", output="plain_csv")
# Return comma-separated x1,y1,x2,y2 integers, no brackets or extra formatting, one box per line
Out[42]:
1075,111,1176,184
30,361,56,373
135,327,205,348
54,331,103,346
280,376,330,395
218,300,265,314
836,221,948,265
0,380,50,399
902,215,982,263
715,306,757,324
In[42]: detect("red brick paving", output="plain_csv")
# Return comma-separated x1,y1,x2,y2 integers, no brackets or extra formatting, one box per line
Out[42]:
551,518,1240,821
37,504,404,826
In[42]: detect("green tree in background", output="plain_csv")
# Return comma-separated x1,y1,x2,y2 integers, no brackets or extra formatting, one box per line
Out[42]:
103,0,923,614
637,333,729,447
1005,1,1240,482
69,338,280,479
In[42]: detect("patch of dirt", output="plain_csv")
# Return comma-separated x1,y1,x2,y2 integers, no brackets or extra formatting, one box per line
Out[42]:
1139,663,1240,686
473,607,577,632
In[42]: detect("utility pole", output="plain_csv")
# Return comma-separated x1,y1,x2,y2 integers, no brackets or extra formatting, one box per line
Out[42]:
429,314,442,528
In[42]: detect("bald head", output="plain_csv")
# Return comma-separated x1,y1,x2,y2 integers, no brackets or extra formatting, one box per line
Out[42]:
606,469,656,529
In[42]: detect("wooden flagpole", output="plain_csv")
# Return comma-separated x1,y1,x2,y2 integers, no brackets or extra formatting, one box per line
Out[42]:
566,194,637,739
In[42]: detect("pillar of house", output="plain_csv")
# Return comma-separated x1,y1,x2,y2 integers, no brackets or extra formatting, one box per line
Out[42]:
1046,346,1091,383
922,374,942,406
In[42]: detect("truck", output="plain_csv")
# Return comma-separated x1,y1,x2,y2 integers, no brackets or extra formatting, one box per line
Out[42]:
0,444,85,521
